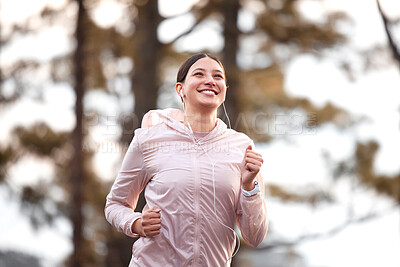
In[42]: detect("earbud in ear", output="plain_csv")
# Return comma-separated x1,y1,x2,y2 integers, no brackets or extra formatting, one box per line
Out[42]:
180,91,183,98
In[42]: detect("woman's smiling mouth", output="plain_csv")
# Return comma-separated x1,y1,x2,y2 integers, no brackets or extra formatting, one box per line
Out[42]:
198,89,218,95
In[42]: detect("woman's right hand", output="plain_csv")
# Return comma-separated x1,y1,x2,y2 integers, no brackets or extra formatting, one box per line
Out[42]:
132,206,162,237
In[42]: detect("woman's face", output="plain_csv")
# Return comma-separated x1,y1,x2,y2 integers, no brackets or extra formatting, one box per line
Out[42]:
177,57,227,112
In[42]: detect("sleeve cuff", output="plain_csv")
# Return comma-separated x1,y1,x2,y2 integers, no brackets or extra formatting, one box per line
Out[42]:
127,214,142,238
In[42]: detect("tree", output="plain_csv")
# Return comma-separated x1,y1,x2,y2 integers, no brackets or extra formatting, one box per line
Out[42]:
0,0,137,265
377,0,400,72
122,0,161,144
70,0,87,266
0,0,349,263
376,0,400,234
2,0,398,266
221,0,241,129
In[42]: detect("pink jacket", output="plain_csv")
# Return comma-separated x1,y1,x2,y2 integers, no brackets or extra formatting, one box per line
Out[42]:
105,109,268,266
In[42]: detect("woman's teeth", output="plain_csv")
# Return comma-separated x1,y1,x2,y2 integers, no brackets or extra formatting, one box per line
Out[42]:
200,90,216,95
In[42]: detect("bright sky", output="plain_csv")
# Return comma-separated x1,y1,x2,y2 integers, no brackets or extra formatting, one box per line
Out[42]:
0,0,399,266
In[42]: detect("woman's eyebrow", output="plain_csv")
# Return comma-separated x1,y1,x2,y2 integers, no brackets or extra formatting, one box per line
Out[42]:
191,68,205,73
191,68,223,73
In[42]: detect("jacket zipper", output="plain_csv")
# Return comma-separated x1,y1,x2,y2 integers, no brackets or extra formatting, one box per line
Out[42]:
193,143,201,265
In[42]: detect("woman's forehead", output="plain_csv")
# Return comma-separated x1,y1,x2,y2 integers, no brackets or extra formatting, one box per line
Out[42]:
189,57,224,73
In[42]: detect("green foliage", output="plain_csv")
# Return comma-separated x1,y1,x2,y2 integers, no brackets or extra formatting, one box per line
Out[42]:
0,60,41,104
1,0,398,266
267,183,334,205
333,140,400,202
20,183,57,229
83,17,135,90
13,122,70,157
237,65,349,141
256,0,348,51
355,141,400,201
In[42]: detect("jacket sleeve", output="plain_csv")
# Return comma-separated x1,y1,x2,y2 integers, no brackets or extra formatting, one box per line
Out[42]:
104,133,149,238
235,152,268,247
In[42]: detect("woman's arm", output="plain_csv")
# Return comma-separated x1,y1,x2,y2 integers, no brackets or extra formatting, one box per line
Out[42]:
236,173,268,247
104,134,150,238
235,144,268,247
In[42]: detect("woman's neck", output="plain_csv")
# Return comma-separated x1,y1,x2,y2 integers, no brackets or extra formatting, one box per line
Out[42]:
184,108,217,132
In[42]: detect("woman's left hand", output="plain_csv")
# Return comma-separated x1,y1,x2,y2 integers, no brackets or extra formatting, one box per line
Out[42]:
241,145,263,190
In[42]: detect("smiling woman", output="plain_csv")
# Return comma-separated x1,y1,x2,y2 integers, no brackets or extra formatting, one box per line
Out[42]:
175,54,227,131
105,53,269,266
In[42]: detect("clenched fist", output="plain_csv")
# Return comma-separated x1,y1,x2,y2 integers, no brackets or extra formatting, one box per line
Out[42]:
132,206,162,237
241,145,263,191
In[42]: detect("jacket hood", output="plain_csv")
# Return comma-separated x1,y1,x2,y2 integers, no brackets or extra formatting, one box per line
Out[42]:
141,108,228,143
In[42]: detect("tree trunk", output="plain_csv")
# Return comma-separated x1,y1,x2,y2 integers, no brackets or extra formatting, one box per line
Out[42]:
71,0,86,266
114,2,161,265
377,0,400,70
376,0,400,238
121,0,161,145
221,0,241,131
221,2,242,266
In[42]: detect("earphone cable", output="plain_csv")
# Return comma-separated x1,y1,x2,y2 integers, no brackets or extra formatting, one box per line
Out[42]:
222,102,231,130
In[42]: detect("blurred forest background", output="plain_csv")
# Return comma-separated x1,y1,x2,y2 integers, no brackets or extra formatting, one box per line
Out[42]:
1,0,399,266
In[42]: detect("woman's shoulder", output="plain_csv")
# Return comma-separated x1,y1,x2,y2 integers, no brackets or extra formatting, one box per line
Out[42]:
141,108,184,128
133,108,185,144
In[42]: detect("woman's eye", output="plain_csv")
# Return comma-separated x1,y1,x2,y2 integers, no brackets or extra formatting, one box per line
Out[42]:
215,74,223,78
194,72,203,76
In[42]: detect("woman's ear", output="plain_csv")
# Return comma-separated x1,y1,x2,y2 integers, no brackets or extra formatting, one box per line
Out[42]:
176,83,184,102
176,83,182,94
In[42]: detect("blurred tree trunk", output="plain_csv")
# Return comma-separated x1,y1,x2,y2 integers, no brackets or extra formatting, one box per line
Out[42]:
130,0,161,228
376,0,400,237
221,0,241,131
131,0,161,126
129,0,160,215
221,2,241,266
71,0,86,266
121,0,161,145
377,0,400,71
113,1,161,265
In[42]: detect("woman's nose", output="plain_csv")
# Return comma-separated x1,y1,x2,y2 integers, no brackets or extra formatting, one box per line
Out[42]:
204,74,216,85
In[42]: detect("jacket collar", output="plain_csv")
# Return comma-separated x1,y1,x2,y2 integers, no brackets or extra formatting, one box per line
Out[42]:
144,108,228,143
